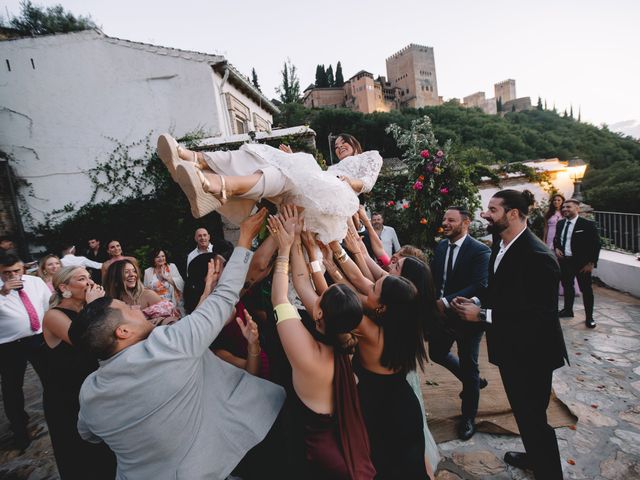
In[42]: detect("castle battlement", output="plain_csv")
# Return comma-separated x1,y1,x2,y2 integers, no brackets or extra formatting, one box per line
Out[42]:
386,43,433,61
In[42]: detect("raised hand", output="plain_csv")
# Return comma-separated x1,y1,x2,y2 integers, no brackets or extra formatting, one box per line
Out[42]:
278,144,293,154
280,204,302,236
239,207,268,248
343,222,361,254
268,214,295,251
204,257,223,289
85,283,105,303
236,309,260,345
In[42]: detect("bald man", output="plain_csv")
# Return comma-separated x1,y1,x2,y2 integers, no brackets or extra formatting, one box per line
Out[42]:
186,228,213,272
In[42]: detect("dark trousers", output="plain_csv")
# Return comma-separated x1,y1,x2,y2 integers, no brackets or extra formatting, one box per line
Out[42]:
499,364,563,480
428,323,484,420
559,257,594,319
0,334,46,435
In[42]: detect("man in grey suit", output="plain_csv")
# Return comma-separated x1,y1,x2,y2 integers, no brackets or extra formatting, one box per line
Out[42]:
69,209,286,480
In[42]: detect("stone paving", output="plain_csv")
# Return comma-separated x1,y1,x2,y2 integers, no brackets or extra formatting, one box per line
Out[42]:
0,286,639,479
434,286,640,479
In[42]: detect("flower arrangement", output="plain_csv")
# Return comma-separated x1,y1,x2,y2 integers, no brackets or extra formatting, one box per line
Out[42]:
382,116,481,248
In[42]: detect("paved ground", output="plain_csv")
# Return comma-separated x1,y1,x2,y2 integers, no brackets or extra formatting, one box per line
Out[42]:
1,286,639,479
434,286,640,479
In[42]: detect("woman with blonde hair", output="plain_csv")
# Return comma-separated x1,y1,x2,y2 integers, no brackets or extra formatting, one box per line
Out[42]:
42,266,116,479
36,254,61,292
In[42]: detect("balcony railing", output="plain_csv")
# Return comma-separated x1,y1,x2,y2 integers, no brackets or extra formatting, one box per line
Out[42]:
593,211,640,253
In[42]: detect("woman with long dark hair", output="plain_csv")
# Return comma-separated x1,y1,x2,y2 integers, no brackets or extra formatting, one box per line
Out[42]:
267,206,375,479
543,193,579,296
157,133,382,243
321,226,433,478
104,260,179,325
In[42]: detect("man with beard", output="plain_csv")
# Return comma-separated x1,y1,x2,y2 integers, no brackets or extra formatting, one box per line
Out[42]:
429,206,490,440
452,190,568,480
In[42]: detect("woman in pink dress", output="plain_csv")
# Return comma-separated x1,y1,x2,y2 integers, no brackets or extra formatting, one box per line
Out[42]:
544,194,579,296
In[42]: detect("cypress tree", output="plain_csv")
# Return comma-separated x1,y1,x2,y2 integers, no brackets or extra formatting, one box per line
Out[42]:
335,61,345,87
326,65,335,87
251,68,261,92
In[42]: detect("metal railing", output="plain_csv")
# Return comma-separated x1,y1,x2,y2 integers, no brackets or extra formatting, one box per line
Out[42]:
593,211,640,253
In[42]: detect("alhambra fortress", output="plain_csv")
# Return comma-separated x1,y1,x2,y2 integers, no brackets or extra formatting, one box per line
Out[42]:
303,43,531,115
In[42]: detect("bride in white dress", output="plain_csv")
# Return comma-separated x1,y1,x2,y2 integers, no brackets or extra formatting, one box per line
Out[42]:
157,133,382,243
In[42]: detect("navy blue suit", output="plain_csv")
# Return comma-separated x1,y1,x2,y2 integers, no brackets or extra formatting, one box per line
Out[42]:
429,235,490,420
553,216,601,320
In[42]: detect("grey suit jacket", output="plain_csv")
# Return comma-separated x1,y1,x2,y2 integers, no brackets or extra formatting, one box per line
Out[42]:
77,247,286,480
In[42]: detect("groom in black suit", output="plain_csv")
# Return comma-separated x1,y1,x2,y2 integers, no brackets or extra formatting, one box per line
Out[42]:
429,207,490,440
452,190,568,480
553,199,601,328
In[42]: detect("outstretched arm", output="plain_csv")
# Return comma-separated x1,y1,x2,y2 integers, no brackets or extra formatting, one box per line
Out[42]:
328,239,374,295
269,210,323,374
158,209,266,357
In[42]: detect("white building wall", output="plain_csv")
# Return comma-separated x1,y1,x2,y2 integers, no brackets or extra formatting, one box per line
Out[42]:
0,31,271,227
477,171,575,216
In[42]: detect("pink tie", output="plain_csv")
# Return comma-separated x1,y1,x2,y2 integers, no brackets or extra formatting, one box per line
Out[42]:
18,290,41,332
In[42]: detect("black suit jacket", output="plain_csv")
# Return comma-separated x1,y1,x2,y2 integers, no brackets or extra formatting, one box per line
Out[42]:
432,235,491,305
553,216,601,268
480,229,568,370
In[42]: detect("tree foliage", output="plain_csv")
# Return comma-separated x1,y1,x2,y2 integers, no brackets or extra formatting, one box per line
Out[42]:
335,61,344,87
251,68,261,92
274,104,639,212
4,0,96,35
326,65,334,87
276,58,301,104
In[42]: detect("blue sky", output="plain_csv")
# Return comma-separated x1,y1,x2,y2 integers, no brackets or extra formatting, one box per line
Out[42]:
4,0,639,130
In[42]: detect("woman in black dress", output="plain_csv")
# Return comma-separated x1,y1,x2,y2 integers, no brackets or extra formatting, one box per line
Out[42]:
42,266,116,479
323,239,431,479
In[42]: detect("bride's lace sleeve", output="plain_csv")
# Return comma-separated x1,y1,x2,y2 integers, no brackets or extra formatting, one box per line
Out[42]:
328,150,383,193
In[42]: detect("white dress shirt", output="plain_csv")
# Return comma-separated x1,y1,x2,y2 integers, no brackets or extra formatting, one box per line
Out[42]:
60,254,103,270
441,234,467,308
186,244,214,270
0,275,50,343
560,217,577,256
377,226,401,257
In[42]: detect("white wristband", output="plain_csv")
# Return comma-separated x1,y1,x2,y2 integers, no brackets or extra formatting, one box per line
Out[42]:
309,260,322,273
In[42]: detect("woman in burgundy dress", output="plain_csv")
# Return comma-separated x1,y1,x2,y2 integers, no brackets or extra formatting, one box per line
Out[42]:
268,206,375,480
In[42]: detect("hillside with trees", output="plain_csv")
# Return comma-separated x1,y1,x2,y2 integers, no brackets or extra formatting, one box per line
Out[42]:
274,103,640,212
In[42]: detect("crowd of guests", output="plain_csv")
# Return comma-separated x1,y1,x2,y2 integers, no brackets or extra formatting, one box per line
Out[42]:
0,188,600,480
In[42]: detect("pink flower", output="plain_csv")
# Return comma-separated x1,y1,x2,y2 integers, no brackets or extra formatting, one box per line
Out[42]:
440,187,449,195
412,181,424,191
387,200,395,207
436,150,444,158
420,149,430,159
402,203,410,209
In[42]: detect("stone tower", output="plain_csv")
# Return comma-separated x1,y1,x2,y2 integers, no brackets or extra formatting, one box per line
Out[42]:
386,44,439,108
494,79,516,103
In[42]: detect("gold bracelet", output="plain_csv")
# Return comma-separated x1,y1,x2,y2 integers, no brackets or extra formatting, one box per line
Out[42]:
333,270,344,281
334,248,348,264
274,303,301,324
248,347,261,357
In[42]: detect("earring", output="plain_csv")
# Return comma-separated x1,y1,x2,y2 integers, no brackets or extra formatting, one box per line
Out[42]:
374,305,385,317
62,290,72,299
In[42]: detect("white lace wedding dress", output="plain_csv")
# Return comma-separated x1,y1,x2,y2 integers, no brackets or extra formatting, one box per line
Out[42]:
201,143,383,243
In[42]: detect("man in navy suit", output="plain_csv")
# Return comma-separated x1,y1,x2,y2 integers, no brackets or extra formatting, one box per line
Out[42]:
429,206,491,440
553,199,601,328
453,190,567,480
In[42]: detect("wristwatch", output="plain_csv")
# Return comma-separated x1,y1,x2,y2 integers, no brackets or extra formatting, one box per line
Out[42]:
478,308,487,322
